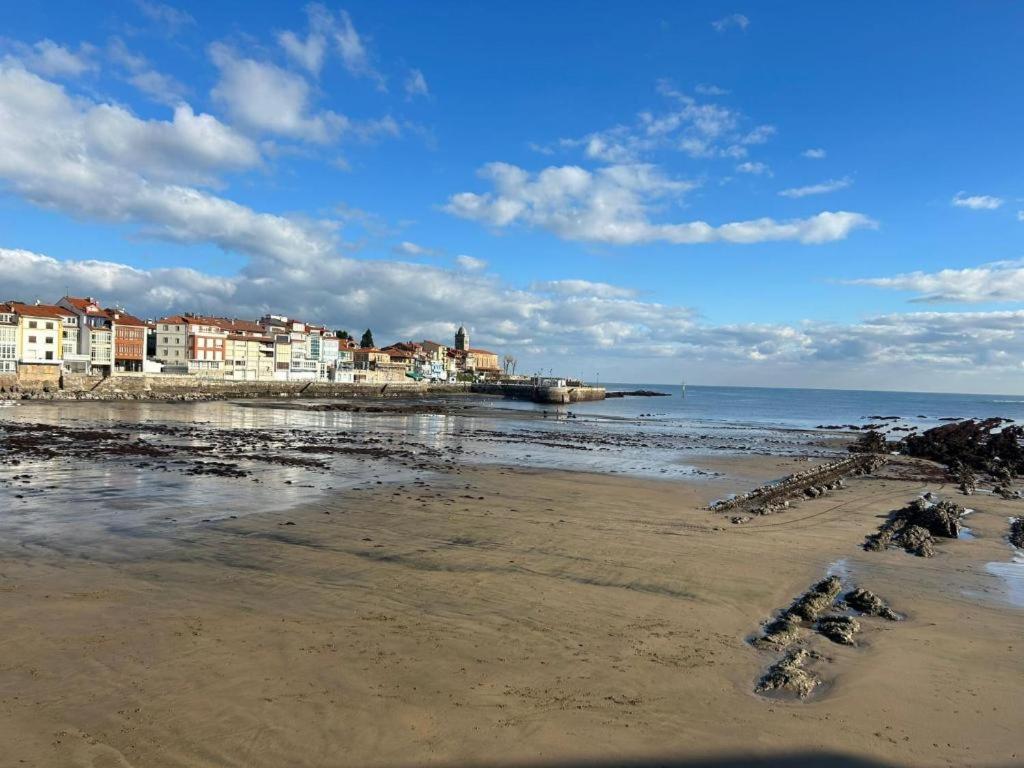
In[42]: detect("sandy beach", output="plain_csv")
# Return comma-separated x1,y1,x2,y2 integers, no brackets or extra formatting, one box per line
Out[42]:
0,405,1021,767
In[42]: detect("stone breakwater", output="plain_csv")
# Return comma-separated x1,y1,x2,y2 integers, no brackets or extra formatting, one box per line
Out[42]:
710,453,888,514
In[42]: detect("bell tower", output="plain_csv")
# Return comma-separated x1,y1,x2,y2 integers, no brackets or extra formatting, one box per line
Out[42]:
455,325,469,351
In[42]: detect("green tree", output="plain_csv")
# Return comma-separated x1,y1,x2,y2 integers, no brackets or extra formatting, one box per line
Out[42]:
359,329,375,348
336,330,350,340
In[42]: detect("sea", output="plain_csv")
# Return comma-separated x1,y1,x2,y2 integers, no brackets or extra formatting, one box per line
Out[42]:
505,383,1024,431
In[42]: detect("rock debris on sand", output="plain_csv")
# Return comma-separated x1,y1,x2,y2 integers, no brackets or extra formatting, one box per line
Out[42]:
816,615,861,645
864,497,966,557
756,649,822,699
789,576,844,621
844,588,901,621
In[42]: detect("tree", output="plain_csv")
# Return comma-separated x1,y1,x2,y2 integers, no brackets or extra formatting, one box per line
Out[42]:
337,330,350,340
359,329,375,348
502,354,518,376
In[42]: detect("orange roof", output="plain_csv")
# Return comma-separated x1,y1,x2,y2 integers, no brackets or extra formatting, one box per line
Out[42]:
157,315,188,324
469,348,497,355
105,309,146,327
61,296,102,311
8,302,71,319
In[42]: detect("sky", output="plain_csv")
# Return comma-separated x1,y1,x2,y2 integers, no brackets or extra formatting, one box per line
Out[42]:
1,1,1023,392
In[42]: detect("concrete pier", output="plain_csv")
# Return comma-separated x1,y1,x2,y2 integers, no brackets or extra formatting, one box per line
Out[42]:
470,382,606,404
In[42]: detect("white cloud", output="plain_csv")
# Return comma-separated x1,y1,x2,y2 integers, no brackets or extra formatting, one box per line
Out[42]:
392,241,439,257
0,62,336,268
446,161,875,246
405,68,429,98
779,177,852,198
1018,210,1024,222
210,43,348,143
532,280,638,299
554,82,772,163
8,246,1024,390
845,260,1024,303
712,14,750,32
333,9,386,90
108,37,187,106
694,83,729,96
952,191,1004,210
455,255,487,271
4,39,96,77
278,4,330,76
802,148,826,159
134,0,195,34
736,161,770,175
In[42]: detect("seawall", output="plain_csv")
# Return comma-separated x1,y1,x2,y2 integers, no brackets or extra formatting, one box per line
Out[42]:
2,371,475,401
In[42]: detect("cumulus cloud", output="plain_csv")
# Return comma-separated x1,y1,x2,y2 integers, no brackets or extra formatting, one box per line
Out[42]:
4,39,96,77
712,14,750,32
846,260,1024,303
454,255,487,271
445,162,875,245
802,148,826,159
6,246,1023,386
952,191,1004,210
779,177,852,198
0,61,336,268
209,43,348,143
405,68,429,98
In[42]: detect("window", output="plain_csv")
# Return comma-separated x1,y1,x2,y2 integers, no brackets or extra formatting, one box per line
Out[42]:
28,335,36,343
28,321,37,329
45,337,54,344
45,351,53,360
45,322,53,329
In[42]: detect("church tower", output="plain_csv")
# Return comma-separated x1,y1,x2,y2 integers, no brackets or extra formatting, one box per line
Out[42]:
455,325,469,351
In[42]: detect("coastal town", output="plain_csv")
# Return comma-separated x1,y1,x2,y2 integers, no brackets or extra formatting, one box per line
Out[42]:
0,295,506,388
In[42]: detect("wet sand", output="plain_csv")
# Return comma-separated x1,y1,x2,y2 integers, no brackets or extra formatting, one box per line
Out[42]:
1,444,1022,767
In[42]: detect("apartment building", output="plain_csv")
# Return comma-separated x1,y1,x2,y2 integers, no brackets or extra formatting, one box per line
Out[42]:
9,302,66,367
153,316,189,368
0,305,19,373
108,309,147,372
57,296,113,375
184,315,227,374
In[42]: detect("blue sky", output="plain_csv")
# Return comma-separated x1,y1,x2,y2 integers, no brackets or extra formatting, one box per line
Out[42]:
1,1,1023,391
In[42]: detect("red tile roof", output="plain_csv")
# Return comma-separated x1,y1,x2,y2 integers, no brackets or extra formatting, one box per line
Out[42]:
8,302,72,319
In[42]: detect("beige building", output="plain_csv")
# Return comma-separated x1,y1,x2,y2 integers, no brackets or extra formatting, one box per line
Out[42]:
9,302,65,366
223,334,275,380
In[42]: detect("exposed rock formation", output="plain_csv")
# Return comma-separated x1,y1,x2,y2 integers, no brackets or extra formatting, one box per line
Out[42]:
844,588,901,621
756,649,821,699
864,498,965,557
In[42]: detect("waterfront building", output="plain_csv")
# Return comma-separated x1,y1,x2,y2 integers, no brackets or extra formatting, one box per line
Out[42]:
152,315,189,370
0,306,17,373
183,315,227,375
108,309,147,372
57,296,114,375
